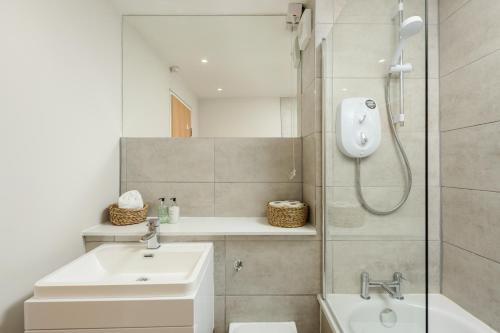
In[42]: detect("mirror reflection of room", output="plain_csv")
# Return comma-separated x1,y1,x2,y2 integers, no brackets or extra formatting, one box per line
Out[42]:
123,16,300,138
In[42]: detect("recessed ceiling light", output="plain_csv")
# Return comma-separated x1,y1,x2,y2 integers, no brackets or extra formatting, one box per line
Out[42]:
217,88,223,92
201,59,208,63
378,58,386,63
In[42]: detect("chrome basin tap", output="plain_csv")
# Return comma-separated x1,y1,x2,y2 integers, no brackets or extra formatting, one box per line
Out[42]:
140,219,161,249
361,272,405,300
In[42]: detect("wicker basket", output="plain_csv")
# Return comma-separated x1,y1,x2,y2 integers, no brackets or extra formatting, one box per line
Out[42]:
108,203,149,226
267,202,308,228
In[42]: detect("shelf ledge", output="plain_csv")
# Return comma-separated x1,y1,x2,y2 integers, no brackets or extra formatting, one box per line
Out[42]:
82,217,317,237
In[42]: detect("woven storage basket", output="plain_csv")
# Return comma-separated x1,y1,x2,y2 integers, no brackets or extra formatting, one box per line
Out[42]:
108,203,149,226
267,202,308,228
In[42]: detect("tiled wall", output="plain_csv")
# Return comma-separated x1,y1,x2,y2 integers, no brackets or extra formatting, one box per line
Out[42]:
324,0,441,294
440,0,500,330
121,137,303,217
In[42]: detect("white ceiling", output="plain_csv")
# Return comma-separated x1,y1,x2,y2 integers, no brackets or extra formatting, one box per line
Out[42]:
126,15,297,98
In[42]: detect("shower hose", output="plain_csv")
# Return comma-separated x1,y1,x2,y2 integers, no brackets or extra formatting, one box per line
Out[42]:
355,73,413,215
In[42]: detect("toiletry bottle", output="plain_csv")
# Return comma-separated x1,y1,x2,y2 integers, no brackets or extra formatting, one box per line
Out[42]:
158,198,169,224
168,197,180,224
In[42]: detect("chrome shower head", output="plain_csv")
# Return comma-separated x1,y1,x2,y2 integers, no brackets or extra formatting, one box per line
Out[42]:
400,16,423,39
391,16,423,66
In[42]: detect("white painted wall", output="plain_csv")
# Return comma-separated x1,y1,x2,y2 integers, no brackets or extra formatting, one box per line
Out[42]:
198,98,282,137
123,23,199,137
0,1,122,332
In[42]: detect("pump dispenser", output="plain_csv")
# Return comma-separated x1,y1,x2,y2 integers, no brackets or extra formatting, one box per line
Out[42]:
168,197,180,224
158,197,169,224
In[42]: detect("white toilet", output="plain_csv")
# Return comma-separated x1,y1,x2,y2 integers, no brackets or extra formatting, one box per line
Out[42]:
229,322,297,333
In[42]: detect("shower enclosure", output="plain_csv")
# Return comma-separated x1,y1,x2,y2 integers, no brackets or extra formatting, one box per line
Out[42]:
320,0,436,332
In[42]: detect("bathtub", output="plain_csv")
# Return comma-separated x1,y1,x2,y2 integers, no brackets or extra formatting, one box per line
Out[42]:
319,294,497,333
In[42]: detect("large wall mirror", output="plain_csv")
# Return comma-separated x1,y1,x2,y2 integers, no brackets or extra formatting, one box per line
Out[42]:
122,15,300,138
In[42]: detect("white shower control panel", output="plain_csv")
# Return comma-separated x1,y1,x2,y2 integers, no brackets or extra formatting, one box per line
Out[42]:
336,97,381,158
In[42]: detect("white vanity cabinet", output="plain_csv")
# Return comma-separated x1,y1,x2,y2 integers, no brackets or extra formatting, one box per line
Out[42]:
26,329,192,333
24,243,214,333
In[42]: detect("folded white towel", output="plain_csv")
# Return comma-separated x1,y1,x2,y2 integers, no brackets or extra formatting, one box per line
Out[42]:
269,200,305,208
118,190,144,209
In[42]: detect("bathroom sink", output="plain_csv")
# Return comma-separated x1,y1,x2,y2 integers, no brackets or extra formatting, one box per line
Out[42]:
33,243,213,299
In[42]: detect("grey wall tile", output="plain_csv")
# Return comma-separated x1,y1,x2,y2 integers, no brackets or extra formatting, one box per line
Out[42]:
428,79,440,134
333,23,425,79
428,186,441,242
302,184,315,225
427,0,439,25
303,183,319,227
302,29,317,90
441,122,500,192
315,186,322,234
302,79,317,137
329,132,427,187
334,0,425,24
317,25,334,79
443,187,500,262
428,24,440,79
314,79,322,134
215,296,225,333
214,183,302,217
326,186,432,240
332,240,439,293
226,295,319,333
440,51,500,131
440,0,500,76
125,138,214,182
443,243,500,331
439,0,470,23
127,182,214,217
324,240,334,294
302,133,317,186
214,138,302,183
225,240,321,295
428,134,441,187
214,241,226,296
120,181,126,195
326,186,429,241
315,0,334,24
314,133,322,186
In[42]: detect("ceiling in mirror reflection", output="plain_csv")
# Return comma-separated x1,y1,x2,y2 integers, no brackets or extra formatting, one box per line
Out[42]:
123,15,300,138
126,16,297,98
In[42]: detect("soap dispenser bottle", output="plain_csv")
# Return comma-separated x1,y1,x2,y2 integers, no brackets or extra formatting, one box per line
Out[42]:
158,197,169,224
168,197,179,224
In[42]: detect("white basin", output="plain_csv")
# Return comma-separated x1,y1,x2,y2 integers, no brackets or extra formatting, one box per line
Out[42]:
34,243,213,299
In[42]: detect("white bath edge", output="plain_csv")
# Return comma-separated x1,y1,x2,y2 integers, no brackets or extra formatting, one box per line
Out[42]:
320,293,498,333
318,294,342,333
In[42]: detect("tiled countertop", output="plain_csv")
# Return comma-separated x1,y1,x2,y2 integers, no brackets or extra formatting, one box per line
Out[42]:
82,217,317,237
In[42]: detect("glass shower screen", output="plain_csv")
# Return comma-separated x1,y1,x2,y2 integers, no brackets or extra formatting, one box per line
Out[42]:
321,1,434,332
